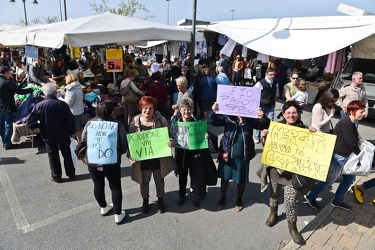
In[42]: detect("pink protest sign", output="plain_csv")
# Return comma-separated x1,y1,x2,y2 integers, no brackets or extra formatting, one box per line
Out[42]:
216,85,261,118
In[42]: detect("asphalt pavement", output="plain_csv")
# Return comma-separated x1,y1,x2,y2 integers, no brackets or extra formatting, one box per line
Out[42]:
1,99,374,250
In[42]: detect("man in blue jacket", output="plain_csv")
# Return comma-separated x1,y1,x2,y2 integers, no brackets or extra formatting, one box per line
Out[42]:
27,83,76,183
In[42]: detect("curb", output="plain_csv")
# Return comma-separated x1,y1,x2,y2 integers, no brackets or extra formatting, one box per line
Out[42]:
282,177,362,249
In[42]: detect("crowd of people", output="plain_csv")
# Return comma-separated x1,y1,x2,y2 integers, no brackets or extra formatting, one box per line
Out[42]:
0,48,372,244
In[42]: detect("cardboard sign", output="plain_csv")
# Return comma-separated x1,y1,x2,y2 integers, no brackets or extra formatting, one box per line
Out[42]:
216,85,261,118
25,45,38,59
171,121,208,150
127,127,171,161
106,49,123,72
87,121,118,165
261,121,337,181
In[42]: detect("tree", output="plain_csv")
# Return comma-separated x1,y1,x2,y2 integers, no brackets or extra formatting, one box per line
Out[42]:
90,0,154,19
18,16,59,26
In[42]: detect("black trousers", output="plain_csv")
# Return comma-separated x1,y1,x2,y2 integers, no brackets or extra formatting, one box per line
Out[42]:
45,137,75,179
193,93,204,119
88,164,123,214
177,152,206,202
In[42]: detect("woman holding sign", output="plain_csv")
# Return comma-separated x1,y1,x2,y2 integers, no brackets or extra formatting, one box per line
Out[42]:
261,101,316,244
171,97,208,207
82,100,128,225
209,102,270,212
129,96,174,214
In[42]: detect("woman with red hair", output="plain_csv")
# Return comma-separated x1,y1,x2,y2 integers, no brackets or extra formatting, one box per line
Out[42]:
128,96,174,214
305,100,366,211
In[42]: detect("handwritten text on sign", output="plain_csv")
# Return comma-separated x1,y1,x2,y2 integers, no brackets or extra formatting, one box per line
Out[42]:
261,122,337,181
87,121,118,165
171,121,208,150
216,85,261,118
127,127,171,161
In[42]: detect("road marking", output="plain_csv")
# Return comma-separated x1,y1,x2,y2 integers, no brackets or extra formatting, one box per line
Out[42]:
1,153,166,234
21,185,140,233
0,157,30,232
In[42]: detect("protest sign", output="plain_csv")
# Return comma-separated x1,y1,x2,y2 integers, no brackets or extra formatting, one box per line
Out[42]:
127,127,171,161
216,85,261,118
171,121,208,150
106,49,123,72
87,121,118,164
261,122,337,182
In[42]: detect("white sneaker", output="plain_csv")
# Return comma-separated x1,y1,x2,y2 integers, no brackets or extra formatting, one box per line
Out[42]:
115,210,126,225
254,138,260,144
100,203,113,216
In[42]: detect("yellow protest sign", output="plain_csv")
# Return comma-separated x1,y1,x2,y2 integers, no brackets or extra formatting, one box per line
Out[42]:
105,49,123,72
261,121,337,182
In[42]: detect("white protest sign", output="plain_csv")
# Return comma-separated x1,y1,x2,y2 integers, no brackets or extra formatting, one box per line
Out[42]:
87,121,118,165
216,85,261,118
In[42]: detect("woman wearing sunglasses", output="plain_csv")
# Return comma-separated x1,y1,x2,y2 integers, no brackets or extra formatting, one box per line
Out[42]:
284,72,299,101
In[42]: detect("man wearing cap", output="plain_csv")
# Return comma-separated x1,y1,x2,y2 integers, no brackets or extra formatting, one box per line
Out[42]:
198,53,210,68
232,55,244,86
0,66,33,149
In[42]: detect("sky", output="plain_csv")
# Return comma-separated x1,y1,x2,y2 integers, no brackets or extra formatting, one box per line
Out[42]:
1,0,375,26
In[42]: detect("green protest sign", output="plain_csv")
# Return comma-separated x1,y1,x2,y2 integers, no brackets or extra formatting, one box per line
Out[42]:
171,121,208,150
127,127,172,161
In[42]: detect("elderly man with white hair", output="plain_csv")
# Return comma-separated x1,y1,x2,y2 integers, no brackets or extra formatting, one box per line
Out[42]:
27,83,76,183
215,66,230,85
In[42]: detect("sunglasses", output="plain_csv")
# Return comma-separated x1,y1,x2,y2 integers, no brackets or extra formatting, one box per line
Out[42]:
291,77,298,80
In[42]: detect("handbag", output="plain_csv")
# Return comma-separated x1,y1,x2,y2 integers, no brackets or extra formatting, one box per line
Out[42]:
75,140,87,163
202,149,218,186
207,131,218,153
70,138,78,168
342,140,375,176
123,87,140,103
292,174,315,194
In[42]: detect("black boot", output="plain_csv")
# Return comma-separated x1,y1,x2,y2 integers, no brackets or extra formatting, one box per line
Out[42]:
266,206,278,227
142,198,149,214
157,198,165,213
287,220,304,245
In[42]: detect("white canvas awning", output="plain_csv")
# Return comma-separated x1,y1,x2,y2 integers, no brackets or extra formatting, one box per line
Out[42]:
0,12,191,48
205,15,375,59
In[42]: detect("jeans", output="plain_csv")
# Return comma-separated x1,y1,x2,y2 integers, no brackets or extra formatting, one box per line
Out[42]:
254,105,275,140
307,153,353,203
363,177,375,190
0,112,13,147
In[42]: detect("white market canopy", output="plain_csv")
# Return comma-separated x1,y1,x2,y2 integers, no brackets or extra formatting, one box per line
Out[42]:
0,12,191,48
0,23,22,32
205,15,375,59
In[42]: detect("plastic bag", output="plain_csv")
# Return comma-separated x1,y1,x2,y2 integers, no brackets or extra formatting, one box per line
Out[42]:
342,140,375,176
70,138,78,168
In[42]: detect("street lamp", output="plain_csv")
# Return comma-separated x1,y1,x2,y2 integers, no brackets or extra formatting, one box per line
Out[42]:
9,0,39,26
166,0,171,25
231,9,235,20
